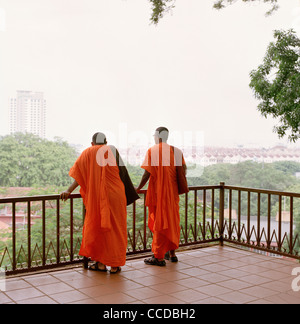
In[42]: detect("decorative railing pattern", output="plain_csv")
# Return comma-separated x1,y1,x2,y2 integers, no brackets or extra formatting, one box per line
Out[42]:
221,184,300,256
0,183,299,275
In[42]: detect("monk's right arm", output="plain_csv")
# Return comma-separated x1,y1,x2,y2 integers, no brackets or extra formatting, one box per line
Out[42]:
60,180,79,201
136,170,150,193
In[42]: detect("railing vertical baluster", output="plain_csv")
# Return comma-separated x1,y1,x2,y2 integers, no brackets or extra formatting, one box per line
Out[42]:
290,197,294,254
133,200,136,252
143,193,147,250
82,202,89,269
12,202,16,271
247,192,251,244
257,193,261,247
219,182,225,246
82,201,86,223
27,201,31,269
211,189,215,238
267,194,271,250
185,192,188,243
70,198,74,262
194,190,197,242
229,189,232,239
203,189,206,240
42,200,46,266
56,198,60,264
238,191,241,242
278,195,282,252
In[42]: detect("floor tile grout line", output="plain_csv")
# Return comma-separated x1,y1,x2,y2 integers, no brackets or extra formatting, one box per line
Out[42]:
1,276,40,304
6,271,88,304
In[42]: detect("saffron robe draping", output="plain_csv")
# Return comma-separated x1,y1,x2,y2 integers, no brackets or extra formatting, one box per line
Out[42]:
69,145,127,267
141,143,186,259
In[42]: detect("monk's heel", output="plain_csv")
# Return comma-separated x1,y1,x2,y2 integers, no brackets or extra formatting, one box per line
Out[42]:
83,256,89,269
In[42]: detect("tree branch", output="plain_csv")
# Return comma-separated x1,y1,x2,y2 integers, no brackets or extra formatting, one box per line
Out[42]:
149,0,279,25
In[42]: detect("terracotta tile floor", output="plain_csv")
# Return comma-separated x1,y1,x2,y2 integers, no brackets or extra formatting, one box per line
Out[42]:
1,246,299,304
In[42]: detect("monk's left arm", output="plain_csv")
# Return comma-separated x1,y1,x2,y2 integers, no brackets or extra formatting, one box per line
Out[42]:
60,180,79,201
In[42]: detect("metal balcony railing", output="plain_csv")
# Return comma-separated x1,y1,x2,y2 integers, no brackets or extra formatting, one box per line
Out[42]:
0,183,299,275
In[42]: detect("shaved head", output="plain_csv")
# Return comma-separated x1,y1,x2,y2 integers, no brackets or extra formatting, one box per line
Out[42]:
92,132,107,145
154,126,169,143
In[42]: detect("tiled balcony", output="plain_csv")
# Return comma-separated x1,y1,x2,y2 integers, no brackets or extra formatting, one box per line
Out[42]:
1,245,299,304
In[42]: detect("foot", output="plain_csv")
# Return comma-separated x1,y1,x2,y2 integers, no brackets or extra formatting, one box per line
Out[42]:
88,261,107,272
170,250,176,258
144,256,166,267
164,251,178,262
110,267,121,274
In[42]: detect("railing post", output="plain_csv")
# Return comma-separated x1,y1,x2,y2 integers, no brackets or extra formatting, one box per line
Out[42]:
132,200,136,252
12,202,16,271
82,203,89,269
194,190,197,242
42,200,46,266
211,189,215,238
278,195,282,252
267,194,271,250
27,201,31,269
290,197,294,255
56,198,60,265
257,193,261,247
185,192,188,244
143,193,147,250
70,198,74,262
219,182,225,246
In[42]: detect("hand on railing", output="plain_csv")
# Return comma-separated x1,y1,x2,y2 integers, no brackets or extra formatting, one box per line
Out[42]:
60,191,71,201
60,180,79,201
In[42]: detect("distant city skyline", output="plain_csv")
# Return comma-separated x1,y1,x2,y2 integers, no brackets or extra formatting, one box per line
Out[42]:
118,142,300,167
9,90,46,138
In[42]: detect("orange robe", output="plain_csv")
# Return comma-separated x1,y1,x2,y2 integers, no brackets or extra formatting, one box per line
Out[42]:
142,143,185,259
69,145,127,267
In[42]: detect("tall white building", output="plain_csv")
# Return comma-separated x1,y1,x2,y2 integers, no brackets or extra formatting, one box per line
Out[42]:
9,91,46,138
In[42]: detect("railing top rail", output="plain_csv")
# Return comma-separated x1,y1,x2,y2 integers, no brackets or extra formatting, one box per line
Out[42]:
188,185,221,191
224,185,300,198
0,193,82,203
0,186,221,204
0,184,299,203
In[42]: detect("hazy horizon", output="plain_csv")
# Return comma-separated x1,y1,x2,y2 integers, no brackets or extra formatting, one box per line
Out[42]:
1,0,300,150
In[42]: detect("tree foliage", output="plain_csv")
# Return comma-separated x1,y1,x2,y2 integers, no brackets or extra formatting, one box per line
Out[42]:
149,0,176,24
213,0,279,16
195,160,299,191
149,0,279,24
249,30,300,142
0,133,79,187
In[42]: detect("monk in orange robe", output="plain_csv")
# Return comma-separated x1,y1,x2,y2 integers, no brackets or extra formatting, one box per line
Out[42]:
136,127,187,266
60,132,131,274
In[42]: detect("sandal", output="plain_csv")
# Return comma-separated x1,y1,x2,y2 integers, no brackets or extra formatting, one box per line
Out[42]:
88,262,107,272
110,267,121,274
144,256,166,267
165,251,178,262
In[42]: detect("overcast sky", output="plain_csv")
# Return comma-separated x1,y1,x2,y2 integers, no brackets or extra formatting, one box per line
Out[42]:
0,0,300,149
